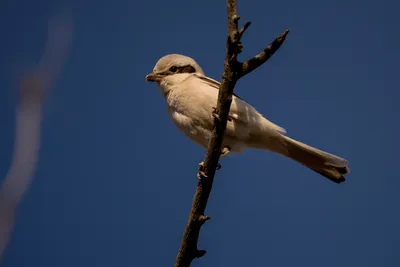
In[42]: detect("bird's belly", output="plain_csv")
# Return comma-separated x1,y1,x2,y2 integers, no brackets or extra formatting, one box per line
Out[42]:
169,110,211,148
168,109,248,153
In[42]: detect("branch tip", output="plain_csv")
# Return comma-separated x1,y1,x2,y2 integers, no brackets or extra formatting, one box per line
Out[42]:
239,28,290,77
194,250,207,258
238,21,251,40
199,215,211,223
279,29,290,41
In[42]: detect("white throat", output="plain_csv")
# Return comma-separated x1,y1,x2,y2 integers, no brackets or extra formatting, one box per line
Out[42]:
157,73,193,97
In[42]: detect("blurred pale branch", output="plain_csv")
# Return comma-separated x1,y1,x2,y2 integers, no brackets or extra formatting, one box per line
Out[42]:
0,14,73,262
174,0,289,266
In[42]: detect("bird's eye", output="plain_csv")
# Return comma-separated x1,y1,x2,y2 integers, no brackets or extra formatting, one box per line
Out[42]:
169,66,178,72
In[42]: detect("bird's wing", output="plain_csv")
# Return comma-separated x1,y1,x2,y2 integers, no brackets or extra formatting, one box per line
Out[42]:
193,74,244,100
194,73,287,135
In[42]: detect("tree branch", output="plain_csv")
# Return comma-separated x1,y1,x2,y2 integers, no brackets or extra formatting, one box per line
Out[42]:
174,1,289,266
240,29,290,77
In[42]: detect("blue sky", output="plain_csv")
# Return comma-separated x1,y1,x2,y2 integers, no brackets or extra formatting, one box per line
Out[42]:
0,0,399,266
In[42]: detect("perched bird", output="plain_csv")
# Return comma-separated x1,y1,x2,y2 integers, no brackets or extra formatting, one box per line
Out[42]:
145,54,350,183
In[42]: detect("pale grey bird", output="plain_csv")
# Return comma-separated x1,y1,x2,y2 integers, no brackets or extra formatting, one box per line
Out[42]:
145,54,350,183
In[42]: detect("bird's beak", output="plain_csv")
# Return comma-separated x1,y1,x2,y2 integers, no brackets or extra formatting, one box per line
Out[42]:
145,72,163,82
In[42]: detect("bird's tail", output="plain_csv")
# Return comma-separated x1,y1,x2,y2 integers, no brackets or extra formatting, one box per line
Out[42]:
269,135,350,183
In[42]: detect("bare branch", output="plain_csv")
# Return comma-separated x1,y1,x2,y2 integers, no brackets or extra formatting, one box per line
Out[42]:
238,21,251,41
174,1,289,266
240,29,290,77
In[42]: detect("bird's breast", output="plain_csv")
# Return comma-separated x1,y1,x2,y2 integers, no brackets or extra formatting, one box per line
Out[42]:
164,87,214,147
168,109,211,148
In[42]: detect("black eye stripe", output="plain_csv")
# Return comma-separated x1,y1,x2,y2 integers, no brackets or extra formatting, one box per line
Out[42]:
169,66,178,72
177,65,196,74
167,65,196,75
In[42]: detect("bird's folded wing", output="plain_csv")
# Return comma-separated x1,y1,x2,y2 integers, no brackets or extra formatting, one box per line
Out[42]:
193,74,244,100
194,73,287,135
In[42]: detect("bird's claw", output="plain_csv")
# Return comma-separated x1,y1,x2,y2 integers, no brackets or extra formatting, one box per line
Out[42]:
212,107,234,122
200,161,221,170
212,107,220,121
221,146,231,157
197,171,208,180
197,162,208,180
197,161,221,180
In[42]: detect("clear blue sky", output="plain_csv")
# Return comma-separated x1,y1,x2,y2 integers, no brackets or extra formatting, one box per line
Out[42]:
1,0,399,266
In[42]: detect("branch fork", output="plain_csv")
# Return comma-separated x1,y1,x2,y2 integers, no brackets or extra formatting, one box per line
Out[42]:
174,1,290,266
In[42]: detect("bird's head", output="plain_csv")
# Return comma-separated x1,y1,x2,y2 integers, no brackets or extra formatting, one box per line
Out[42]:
145,54,204,83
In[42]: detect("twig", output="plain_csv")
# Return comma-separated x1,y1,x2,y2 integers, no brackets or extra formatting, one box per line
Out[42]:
0,14,73,263
174,1,289,266
238,21,251,41
240,29,290,77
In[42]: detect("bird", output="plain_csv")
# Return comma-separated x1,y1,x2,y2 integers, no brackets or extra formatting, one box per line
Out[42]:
145,54,350,183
